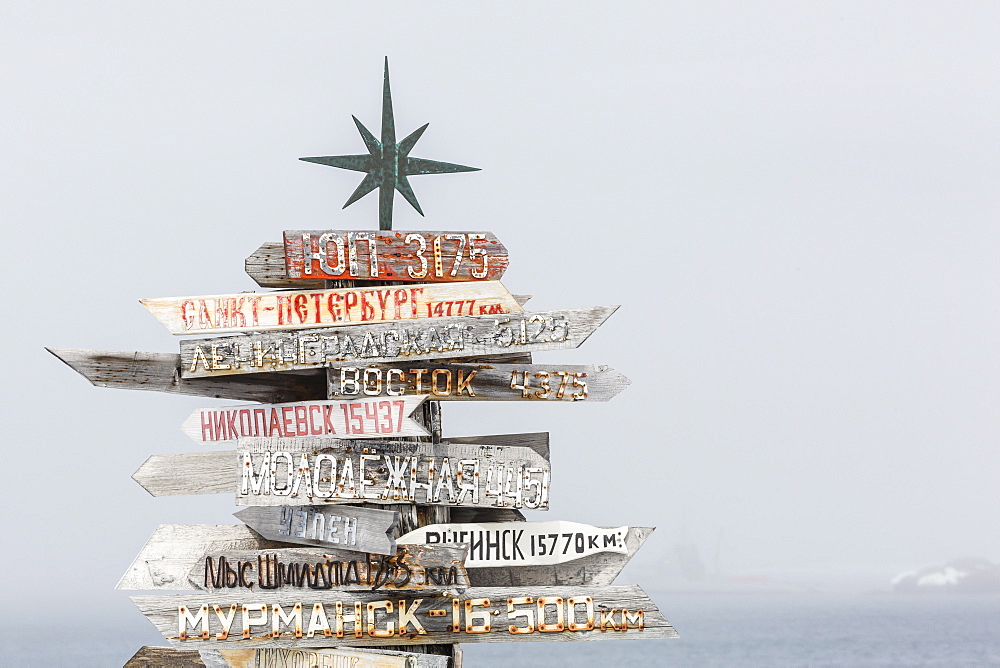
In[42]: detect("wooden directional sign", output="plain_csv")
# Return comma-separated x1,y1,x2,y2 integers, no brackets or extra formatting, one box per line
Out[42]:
125,646,204,668
142,281,522,335
204,647,449,668
465,526,652,588
191,546,469,594
182,397,428,443
47,348,534,404
397,522,629,569
275,230,509,283
132,433,549,502
118,525,275,591
117,524,468,593
328,363,630,402
235,436,551,509
180,306,618,379
126,646,450,668
234,505,398,555
47,348,327,404
133,585,677,648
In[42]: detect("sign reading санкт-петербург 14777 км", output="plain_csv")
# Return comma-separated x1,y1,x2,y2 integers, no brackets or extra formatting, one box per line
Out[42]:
141,281,521,335
179,306,618,379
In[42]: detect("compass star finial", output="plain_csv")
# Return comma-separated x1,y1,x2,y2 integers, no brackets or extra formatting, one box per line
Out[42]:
301,58,480,230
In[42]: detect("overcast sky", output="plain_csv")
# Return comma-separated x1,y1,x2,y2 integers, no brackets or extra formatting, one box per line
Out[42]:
2,0,998,642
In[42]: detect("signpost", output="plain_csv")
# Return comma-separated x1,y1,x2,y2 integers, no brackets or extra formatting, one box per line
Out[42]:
142,280,522,335
133,585,677,648
179,306,618,378
327,363,631,401
181,397,429,443
50,59,676,666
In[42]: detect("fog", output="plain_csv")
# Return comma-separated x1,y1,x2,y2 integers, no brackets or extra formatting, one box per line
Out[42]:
2,0,998,628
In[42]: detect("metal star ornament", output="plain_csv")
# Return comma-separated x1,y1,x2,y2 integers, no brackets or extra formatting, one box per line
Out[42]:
301,58,480,230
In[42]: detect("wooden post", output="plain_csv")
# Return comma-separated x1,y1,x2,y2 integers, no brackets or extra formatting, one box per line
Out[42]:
324,278,459,666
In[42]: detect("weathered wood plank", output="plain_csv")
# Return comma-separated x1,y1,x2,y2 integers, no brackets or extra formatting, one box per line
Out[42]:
133,585,678,648
125,646,450,668
117,524,468,593
283,231,508,283
234,436,551,509
397,521,630,568
142,281,522,335
117,525,285,591
465,527,653,588
179,306,618,379
327,363,630,402
182,397,429,443
245,231,509,286
125,646,204,667
190,545,469,594
47,348,533,403
232,505,399,555
201,647,449,668
47,348,326,403
132,433,549,502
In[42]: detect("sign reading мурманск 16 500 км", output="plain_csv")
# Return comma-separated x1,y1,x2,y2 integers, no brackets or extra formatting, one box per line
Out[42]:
132,585,677,648
179,307,618,379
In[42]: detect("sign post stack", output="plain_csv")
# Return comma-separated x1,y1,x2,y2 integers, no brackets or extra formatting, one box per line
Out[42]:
50,60,677,667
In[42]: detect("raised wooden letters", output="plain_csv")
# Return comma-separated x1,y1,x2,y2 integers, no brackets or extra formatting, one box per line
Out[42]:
142,281,521,335
179,306,618,379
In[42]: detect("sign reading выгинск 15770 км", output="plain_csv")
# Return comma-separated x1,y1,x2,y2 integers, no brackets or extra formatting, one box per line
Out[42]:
282,230,509,282
179,306,618,379
141,281,521,335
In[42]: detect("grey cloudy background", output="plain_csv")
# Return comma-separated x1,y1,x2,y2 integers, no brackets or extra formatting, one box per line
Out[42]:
1,0,998,656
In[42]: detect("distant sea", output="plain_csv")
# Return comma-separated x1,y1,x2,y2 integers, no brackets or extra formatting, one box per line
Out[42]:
3,592,999,667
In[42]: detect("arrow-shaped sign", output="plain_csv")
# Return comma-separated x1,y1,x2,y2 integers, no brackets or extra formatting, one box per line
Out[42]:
47,348,535,403
235,436,550,509
234,505,398,555
327,363,630,401
131,433,551,510
47,348,327,403
182,397,428,443
245,231,510,289
116,524,467,593
133,585,677,648
179,306,618,379
126,646,448,668
141,280,522,335
397,521,630,568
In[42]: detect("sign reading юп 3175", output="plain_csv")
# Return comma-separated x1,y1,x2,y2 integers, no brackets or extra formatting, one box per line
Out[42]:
283,230,509,282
